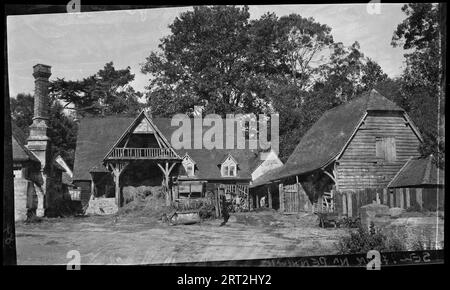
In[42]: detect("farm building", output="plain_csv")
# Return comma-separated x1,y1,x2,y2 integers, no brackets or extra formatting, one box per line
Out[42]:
252,89,430,213
72,111,275,214
387,154,444,211
12,64,73,221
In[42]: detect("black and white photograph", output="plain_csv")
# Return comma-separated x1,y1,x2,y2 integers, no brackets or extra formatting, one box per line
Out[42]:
3,2,445,275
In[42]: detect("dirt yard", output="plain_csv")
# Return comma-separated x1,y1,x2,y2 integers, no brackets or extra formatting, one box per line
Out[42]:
16,210,348,265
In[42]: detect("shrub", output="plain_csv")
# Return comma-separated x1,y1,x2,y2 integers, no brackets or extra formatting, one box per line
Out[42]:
336,222,407,254
338,217,361,228
199,203,216,220
406,201,422,212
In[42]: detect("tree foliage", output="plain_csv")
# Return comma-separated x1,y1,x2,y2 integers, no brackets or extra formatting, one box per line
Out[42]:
392,3,442,164
11,62,145,169
10,94,78,168
142,5,387,161
50,62,144,117
141,6,335,118
10,93,34,137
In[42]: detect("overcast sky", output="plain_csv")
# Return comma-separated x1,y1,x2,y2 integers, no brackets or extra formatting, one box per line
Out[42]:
7,4,408,98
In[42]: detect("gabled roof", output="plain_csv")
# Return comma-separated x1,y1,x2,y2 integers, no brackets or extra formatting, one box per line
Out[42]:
73,115,261,181
271,89,420,182
73,115,135,180
182,153,196,164
388,155,444,188
250,166,283,188
103,111,180,160
218,153,238,165
11,121,40,164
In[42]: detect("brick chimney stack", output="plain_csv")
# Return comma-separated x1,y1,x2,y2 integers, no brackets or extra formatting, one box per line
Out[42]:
28,63,52,163
32,64,51,123
27,64,52,217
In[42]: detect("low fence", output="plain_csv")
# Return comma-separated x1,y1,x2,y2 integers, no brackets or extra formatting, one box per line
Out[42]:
327,187,444,217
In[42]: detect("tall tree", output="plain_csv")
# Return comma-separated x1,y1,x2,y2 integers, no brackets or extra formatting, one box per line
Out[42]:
10,93,34,136
10,94,78,168
142,6,334,117
51,62,143,117
142,6,255,116
273,41,388,161
391,3,443,164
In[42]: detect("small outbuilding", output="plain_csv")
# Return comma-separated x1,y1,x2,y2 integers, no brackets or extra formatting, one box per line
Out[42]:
387,155,444,210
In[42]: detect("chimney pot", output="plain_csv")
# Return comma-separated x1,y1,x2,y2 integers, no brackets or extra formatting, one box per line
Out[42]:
33,64,52,79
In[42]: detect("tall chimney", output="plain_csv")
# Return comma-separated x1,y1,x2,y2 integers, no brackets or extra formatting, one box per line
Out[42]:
32,64,51,123
27,64,52,168
27,64,52,217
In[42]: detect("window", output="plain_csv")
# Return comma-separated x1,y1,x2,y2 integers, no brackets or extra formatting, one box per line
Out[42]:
229,166,235,176
376,137,396,162
222,165,237,177
221,163,237,177
182,154,195,177
185,164,194,176
221,155,238,177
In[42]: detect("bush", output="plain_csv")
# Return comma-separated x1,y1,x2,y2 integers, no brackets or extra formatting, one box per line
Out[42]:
199,203,216,220
336,222,406,254
338,217,361,228
406,201,422,212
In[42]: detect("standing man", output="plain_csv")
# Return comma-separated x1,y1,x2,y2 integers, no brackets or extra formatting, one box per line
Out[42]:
260,195,266,208
220,194,230,226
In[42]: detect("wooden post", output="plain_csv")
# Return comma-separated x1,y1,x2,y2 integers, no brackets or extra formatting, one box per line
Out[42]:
416,188,423,209
108,162,128,208
157,162,177,206
405,188,411,208
342,192,347,216
90,176,95,196
347,192,353,218
114,173,120,207
399,188,404,209
383,188,388,206
389,190,394,207
279,183,284,213
268,186,273,209
214,190,220,218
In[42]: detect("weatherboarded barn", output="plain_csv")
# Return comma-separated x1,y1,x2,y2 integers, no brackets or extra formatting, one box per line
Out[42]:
259,89,424,213
72,111,263,213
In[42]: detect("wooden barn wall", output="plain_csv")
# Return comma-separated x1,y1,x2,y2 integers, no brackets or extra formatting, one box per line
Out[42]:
337,112,421,191
331,187,444,217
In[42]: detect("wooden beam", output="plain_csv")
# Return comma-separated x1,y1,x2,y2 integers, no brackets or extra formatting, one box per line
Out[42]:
107,161,129,207
322,169,336,183
279,183,284,212
267,186,273,209
333,162,339,191
123,133,131,148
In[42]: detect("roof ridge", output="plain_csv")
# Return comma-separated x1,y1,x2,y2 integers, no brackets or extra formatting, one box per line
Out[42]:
387,156,413,188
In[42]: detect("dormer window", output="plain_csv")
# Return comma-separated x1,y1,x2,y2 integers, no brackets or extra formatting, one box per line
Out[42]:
182,154,196,177
221,155,238,177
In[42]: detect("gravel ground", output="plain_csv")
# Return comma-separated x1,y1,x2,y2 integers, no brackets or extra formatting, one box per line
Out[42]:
15,210,347,265
15,209,443,265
